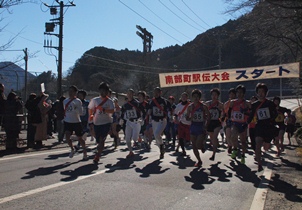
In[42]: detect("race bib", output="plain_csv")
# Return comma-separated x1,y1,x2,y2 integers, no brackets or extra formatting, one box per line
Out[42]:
153,106,164,117
192,111,204,122
257,107,270,120
126,108,137,119
275,113,285,122
232,111,244,121
210,109,219,120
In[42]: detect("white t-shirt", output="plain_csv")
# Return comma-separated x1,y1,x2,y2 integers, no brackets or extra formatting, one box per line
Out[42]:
63,98,83,123
174,102,191,125
88,96,114,125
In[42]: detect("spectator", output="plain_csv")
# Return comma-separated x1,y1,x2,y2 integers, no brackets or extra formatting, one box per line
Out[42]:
0,83,6,129
54,96,66,143
3,92,23,150
35,93,52,148
25,93,41,148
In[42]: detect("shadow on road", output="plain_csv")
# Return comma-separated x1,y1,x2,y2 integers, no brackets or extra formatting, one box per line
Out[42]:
208,161,232,182
60,163,99,182
105,154,148,173
184,168,215,190
21,161,78,179
269,173,302,202
169,154,195,169
135,159,170,178
225,160,261,188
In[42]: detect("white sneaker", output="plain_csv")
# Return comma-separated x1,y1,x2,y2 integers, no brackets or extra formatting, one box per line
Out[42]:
69,150,75,158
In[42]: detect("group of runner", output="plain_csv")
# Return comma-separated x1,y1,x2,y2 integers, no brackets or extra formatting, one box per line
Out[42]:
62,82,294,172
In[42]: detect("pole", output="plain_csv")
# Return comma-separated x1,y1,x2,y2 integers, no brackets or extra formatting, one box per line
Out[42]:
23,48,28,100
218,33,222,101
57,1,63,98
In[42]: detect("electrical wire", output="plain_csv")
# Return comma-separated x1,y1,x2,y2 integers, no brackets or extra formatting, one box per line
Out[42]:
158,0,203,32
138,0,191,40
181,0,212,28
168,0,207,30
118,0,184,45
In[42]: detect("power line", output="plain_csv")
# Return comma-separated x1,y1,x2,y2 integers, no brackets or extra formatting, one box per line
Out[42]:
118,0,184,45
168,0,207,30
138,0,191,40
181,0,212,28
158,0,203,32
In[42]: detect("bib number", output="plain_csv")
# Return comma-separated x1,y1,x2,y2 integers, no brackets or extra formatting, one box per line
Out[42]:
257,107,270,120
126,108,137,119
232,111,244,121
153,106,164,117
210,109,219,120
192,111,204,122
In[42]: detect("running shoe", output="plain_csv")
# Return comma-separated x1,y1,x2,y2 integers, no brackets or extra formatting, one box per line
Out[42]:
240,157,245,164
93,155,100,164
69,150,75,158
231,150,237,159
126,151,134,158
74,145,80,152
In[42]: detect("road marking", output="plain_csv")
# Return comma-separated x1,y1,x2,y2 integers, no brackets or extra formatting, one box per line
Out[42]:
0,145,98,162
249,160,273,210
0,149,70,161
0,166,118,205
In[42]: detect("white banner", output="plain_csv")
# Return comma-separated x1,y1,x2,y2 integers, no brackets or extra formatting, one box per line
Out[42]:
159,62,300,88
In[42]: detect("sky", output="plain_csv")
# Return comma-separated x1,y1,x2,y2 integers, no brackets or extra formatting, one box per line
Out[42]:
0,0,240,76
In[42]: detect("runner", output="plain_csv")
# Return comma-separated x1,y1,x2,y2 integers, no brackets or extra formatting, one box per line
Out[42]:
285,110,296,145
173,92,191,156
186,89,210,167
137,91,150,149
88,82,115,164
273,96,290,151
148,87,171,159
74,89,89,151
165,96,177,147
228,84,250,164
248,83,279,172
224,88,236,154
111,97,122,149
206,88,224,161
63,85,87,160
248,96,258,153
121,89,142,158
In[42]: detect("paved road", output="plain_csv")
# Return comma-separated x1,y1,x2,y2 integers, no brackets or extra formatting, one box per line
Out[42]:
0,135,284,210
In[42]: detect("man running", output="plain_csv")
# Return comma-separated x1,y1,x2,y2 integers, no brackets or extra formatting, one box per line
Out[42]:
206,88,224,161
273,96,290,151
148,87,171,159
228,84,250,164
248,83,279,172
186,89,210,167
173,92,191,156
88,82,115,164
224,88,236,154
121,89,142,158
63,85,87,160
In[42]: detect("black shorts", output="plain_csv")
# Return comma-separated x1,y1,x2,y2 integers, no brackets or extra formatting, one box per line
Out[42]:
286,124,295,135
207,120,221,132
255,124,279,143
64,122,83,137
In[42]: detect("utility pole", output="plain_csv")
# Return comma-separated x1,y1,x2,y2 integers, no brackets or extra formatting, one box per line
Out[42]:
23,48,28,100
43,1,75,98
136,25,153,65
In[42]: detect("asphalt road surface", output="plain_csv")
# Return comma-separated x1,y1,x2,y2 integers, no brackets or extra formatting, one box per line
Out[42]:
0,135,283,210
